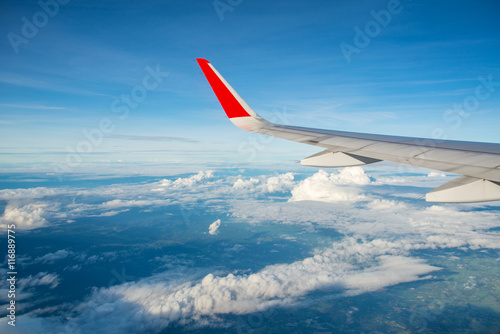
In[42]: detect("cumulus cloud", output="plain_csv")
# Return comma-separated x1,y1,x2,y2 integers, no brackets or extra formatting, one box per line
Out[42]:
261,173,295,193
290,169,368,203
330,167,372,185
232,177,260,191
208,219,221,235
160,170,214,188
0,202,53,230
232,172,295,194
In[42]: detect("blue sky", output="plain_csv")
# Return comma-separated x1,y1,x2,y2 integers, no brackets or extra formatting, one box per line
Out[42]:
1,0,500,173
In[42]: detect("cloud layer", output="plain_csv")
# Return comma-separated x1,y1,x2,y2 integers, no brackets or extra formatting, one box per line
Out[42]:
4,238,440,333
0,168,498,333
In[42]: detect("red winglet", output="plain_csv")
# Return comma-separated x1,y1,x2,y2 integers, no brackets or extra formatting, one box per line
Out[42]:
196,58,251,119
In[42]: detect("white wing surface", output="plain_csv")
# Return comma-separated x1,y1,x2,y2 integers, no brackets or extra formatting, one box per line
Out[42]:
197,59,500,203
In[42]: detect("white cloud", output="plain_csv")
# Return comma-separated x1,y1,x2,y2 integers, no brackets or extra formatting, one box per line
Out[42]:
231,193,500,252
18,272,60,289
160,170,214,188
94,209,130,217
0,272,60,308
6,238,439,333
261,172,295,193
208,219,221,235
289,169,367,203
100,199,172,209
231,172,295,194
0,168,499,333
232,177,260,191
427,171,446,177
366,199,407,211
32,250,73,264
331,167,372,185
0,187,68,200
0,170,217,230
0,202,54,230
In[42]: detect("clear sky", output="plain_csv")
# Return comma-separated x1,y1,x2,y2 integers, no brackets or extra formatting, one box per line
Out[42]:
1,0,500,173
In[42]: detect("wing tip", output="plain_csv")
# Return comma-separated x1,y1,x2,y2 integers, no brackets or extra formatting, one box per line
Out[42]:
196,58,270,131
196,58,253,119
196,58,209,65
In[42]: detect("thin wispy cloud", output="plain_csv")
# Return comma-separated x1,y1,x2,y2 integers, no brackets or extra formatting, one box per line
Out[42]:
0,72,110,97
0,104,68,110
106,134,199,143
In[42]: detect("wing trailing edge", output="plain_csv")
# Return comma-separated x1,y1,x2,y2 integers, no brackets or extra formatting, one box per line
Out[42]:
301,150,382,167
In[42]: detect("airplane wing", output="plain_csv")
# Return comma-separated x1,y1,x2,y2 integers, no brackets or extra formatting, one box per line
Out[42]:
196,58,500,203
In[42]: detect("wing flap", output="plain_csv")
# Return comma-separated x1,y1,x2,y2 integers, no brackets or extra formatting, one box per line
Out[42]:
426,176,500,203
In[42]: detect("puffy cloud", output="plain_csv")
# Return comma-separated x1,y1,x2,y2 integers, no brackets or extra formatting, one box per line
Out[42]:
231,168,369,199
208,219,221,235
160,170,214,188
331,167,372,185
290,169,367,203
0,202,54,230
232,172,295,194
261,173,295,193
232,177,260,191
